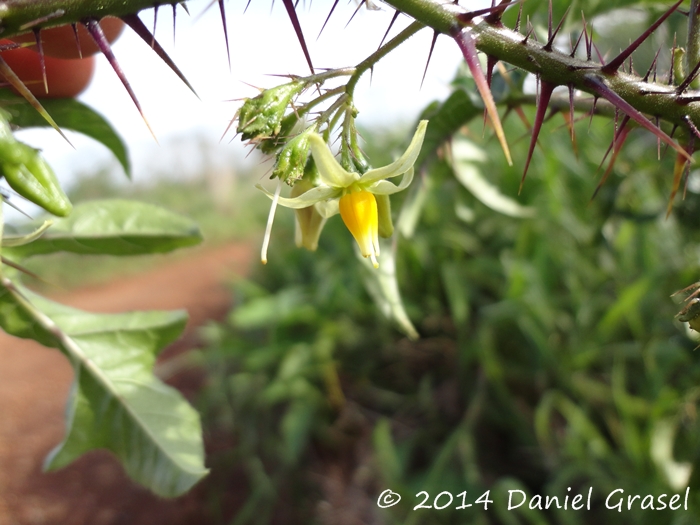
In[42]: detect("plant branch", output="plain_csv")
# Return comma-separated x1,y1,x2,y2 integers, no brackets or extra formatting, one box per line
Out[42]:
0,0,169,36
383,0,700,130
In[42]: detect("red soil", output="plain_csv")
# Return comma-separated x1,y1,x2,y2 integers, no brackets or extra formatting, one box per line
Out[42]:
0,242,252,525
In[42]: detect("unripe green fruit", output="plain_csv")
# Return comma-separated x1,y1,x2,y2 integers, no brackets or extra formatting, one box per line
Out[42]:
3,153,72,217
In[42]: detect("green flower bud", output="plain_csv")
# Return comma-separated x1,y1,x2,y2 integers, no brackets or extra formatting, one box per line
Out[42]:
237,81,305,143
3,148,72,217
258,111,303,155
375,193,394,238
272,126,315,184
673,47,686,86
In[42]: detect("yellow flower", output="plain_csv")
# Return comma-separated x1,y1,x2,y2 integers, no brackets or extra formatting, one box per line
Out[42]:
258,120,428,267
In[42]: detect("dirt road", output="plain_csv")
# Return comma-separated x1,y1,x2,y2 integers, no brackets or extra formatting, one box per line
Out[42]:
0,242,252,525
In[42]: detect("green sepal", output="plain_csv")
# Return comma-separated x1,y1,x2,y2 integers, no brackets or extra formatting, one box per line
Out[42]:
376,193,394,239
291,177,327,251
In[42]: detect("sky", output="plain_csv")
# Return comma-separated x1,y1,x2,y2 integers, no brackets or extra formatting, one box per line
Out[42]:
11,1,479,215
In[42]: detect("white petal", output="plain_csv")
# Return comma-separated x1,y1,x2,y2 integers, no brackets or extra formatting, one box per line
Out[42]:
360,120,427,184
256,183,338,209
368,167,414,195
308,133,359,188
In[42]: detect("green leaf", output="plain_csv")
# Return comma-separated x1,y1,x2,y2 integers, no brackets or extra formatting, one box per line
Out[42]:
230,287,317,329
491,478,550,525
416,89,480,169
397,175,432,239
373,418,402,484
357,238,419,340
0,277,208,497
281,400,316,465
0,89,130,177
598,277,652,338
452,138,535,218
6,199,202,258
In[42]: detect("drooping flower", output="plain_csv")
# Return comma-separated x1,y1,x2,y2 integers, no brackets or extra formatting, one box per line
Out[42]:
258,120,428,267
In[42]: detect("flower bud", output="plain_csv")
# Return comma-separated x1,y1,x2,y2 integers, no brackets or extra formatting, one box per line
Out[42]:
272,126,315,184
291,178,326,251
375,193,394,238
237,81,305,143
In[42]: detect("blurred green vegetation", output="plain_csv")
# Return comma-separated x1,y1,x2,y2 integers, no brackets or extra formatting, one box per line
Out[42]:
18,159,267,289
194,17,700,522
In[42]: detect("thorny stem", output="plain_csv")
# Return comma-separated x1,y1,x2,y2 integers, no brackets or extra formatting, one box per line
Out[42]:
341,105,354,171
325,103,346,141
0,0,175,35
383,0,700,130
300,68,355,85
12,0,700,144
